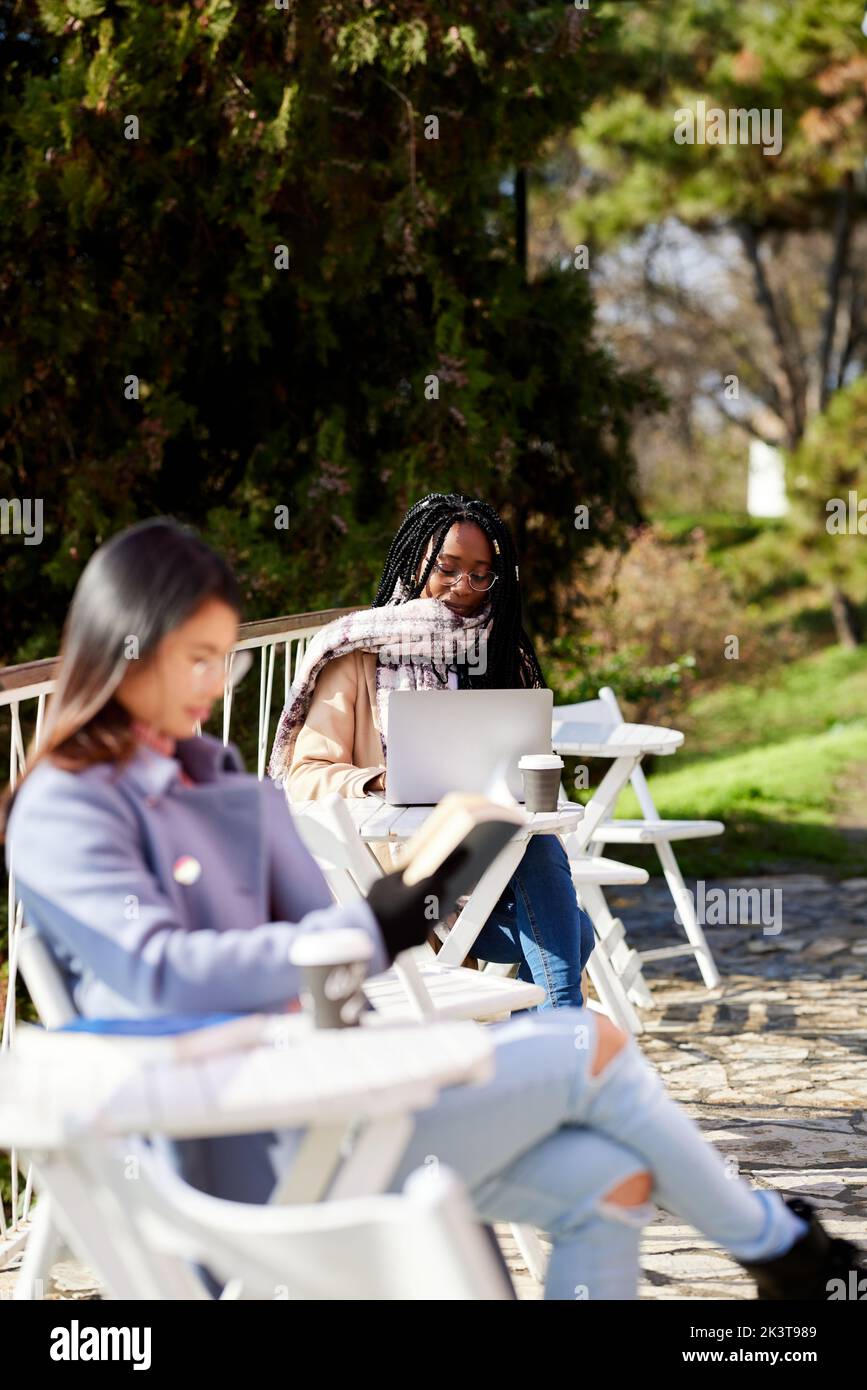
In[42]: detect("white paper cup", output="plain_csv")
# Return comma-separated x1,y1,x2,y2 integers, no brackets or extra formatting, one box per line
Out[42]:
289,929,374,1028
518,753,564,812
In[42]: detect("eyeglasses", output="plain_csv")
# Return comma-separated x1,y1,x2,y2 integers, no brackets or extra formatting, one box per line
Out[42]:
190,649,254,688
431,560,498,593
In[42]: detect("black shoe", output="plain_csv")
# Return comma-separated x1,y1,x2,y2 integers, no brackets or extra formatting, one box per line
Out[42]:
738,1196,866,1300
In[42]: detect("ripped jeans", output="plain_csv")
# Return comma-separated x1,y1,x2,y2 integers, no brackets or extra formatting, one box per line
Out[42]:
181,1010,805,1299
380,1009,805,1299
470,832,596,1008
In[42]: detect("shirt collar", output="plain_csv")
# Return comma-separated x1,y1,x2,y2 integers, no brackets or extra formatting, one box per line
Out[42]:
122,733,245,799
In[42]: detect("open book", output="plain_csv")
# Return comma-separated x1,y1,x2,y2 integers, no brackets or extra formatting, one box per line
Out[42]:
393,792,526,907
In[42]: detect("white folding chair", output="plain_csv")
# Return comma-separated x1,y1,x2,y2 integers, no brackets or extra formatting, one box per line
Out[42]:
15,924,78,1029
5,1118,514,1300
291,792,550,1285
6,923,78,1296
291,793,545,1024
553,688,722,999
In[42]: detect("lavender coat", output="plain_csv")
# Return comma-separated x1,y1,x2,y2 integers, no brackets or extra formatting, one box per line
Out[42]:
5,734,389,1208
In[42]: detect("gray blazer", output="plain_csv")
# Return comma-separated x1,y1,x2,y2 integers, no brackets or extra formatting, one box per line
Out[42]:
5,734,389,1211
6,733,388,1019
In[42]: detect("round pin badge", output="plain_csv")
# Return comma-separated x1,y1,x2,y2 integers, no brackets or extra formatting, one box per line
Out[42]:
173,855,202,886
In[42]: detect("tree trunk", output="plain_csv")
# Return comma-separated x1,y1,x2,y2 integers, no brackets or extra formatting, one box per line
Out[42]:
830,585,863,648
515,167,527,276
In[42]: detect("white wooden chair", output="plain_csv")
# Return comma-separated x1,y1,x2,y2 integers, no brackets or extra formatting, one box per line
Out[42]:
553,688,723,1001
291,793,545,1024
1,1058,513,1301
562,852,650,1036
6,923,79,1291
10,894,534,1294
291,793,553,1284
292,792,646,1030
15,923,77,1029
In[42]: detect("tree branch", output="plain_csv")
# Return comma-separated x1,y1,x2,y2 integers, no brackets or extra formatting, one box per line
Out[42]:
835,265,864,391
712,395,781,448
735,220,805,444
815,172,854,413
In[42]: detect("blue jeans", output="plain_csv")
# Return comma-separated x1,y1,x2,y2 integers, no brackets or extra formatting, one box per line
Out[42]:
180,1011,806,1299
382,1010,805,1299
469,833,595,1009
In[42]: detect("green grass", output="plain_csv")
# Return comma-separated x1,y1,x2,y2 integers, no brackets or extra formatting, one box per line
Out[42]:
653,509,867,640
679,646,867,760
654,511,782,552
570,644,867,877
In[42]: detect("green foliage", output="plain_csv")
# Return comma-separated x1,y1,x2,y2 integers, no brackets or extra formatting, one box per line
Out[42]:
568,0,867,241
679,642,867,757
788,376,867,584
572,643,867,876
543,635,698,716
0,0,656,663
538,520,775,724
615,721,867,877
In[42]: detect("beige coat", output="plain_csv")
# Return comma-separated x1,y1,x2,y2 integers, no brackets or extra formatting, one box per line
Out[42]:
284,650,385,801
283,650,397,869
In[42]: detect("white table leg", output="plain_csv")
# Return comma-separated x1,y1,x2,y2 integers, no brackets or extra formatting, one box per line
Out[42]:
326,1116,416,1199
656,839,721,989
435,837,529,967
269,1114,419,1205
269,1125,351,1205
12,1195,60,1300
584,944,644,1036
567,754,640,850
578,880,653,1014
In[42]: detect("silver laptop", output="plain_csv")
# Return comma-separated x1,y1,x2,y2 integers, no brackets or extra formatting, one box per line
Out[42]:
384,689,554,805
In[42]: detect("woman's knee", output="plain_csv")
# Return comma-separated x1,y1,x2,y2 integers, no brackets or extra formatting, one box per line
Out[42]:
603,1170,653,1206
588,1017,652,1206
590,1013,628,1077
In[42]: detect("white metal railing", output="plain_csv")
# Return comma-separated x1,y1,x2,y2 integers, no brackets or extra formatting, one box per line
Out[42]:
0,604,359,1268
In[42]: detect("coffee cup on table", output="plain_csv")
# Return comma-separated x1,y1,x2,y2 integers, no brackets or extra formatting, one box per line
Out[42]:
288,929,374,1029
518,754,565,813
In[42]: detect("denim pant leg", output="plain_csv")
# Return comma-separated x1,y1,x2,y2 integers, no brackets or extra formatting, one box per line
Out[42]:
383,1009,802,1297
385,1008,649,1298
260,1010,800,1298
472,833,595,1009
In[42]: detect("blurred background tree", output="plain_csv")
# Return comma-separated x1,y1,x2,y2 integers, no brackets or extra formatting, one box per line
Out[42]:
1,0,866,881
0,0,659,664
789,373,867,646
530,0,867,644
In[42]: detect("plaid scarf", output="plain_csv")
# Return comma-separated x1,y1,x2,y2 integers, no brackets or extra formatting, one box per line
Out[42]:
268,578,492,784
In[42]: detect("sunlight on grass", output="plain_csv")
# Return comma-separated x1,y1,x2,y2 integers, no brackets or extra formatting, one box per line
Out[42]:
585,645,867,876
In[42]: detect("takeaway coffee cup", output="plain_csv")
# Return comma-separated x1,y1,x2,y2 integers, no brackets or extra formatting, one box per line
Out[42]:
518,753,565,813
288,928,374,1029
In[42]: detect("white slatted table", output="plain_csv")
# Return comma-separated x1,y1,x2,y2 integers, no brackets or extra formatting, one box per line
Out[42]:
551,721,683,852
0,1018,494,1206
551,720,722,1014
341,798,583,969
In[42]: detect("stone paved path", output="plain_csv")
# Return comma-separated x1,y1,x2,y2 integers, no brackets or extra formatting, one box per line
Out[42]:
503,874,867,1298
3,875,865,1301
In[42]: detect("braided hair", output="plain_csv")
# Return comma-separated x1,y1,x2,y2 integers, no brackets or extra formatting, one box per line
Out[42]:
371,492,546,690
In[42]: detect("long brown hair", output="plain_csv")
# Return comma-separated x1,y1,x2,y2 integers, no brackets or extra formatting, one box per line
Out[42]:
1,519,241,831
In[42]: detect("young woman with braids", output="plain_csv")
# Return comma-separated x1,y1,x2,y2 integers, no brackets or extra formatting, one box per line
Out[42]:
269,492,596,1009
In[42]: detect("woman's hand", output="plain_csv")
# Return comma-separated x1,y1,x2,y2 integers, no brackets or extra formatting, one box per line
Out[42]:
366,850,468,963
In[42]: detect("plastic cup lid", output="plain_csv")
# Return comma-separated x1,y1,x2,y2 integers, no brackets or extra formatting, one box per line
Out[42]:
288,929,374,967
518,753,564,770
